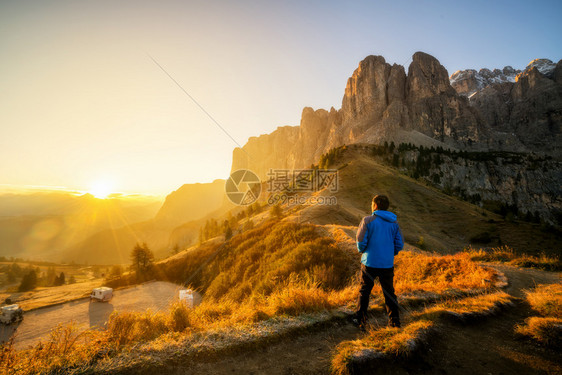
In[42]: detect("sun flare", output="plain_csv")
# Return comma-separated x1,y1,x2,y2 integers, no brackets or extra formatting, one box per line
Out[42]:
89,180,113,199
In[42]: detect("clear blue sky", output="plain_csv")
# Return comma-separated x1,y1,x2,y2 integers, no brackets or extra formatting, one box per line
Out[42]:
1,0,560,194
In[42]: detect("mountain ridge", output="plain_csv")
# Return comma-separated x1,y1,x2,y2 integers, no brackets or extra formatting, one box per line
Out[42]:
230,51,562,224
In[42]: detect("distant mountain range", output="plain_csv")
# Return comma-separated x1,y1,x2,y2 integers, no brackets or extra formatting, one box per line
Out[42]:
0,192,162,261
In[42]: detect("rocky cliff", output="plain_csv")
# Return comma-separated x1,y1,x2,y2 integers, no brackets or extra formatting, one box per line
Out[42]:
451,58,561,157
232,53,562,180
229,52,562,223
232,52,490,178
395,147,562,224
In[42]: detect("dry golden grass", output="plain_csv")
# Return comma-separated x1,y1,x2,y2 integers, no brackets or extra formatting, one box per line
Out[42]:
1,323,108,375
515,283,562,346
524,283,562,318
331,320,434,375
1,219,503,375
515,317,562,346
413,291,513,321
393,251,499,294
464,246,561,271
0,279,101,311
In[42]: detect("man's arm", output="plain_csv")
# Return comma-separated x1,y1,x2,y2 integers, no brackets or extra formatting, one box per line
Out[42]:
356,217,369,253
394,224,404,255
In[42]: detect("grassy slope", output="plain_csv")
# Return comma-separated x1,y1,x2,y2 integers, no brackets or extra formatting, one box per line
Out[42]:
296,144,561,256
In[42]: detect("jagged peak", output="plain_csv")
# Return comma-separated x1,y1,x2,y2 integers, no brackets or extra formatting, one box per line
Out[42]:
411,51,439,63
525,58,556,76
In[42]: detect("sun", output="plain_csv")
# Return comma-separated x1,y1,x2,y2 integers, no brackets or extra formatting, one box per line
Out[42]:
89,180,113,199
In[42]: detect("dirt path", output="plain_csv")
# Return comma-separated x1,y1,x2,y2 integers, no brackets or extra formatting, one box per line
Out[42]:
165,265,560,375
398,265,561,375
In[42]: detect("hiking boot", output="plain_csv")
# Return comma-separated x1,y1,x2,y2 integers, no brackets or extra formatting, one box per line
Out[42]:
350,315,367,332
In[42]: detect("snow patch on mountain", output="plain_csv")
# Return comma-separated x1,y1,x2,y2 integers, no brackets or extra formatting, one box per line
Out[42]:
450,58,557,97
525,58,556,77
450,66,520,97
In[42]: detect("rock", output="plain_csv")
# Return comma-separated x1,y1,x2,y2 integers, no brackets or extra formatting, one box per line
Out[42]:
407,52,455,100
554,60,562,84
450,66,520,97
526,58,556,78
228,52,562,222
341,55,392,124
406,52,481,146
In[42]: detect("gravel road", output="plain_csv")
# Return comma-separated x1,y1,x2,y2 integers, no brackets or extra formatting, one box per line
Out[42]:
0,281,186,349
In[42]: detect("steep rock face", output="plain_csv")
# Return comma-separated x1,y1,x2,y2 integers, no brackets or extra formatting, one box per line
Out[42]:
554,60,562,83
406,52,482,147
468,60,562,158
341,55,396,124
232,52,484,179
230,110,341,179
228,52,561,222
399,149,562,224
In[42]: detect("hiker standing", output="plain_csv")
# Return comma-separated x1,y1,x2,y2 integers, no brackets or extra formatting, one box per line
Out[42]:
353,195,404,330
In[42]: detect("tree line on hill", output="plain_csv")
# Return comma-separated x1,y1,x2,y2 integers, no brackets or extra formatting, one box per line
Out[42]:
198,202,265,243
0,263,76,292
316,142,556,226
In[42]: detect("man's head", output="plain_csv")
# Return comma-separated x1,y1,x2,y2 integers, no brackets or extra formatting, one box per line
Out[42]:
372,195,390,211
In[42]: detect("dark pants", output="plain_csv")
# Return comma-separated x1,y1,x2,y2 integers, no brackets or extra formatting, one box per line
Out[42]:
356,264,400,326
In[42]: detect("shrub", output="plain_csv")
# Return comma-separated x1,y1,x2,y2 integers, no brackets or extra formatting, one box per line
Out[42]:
515,317,562,346
106,310,168,347
168,302,191,332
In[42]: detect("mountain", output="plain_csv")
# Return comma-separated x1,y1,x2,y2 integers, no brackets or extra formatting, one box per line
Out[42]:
468,59,562,157
231,52,485,180
450,66,521,97
155,180,226,227
450,59,558,98
230,52,562,224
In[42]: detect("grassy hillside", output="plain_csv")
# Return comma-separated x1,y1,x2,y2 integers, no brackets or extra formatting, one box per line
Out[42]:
3,217,509,374
294,144,561,256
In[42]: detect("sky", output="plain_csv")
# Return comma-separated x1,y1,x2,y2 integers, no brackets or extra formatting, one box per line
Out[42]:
1,0,561,195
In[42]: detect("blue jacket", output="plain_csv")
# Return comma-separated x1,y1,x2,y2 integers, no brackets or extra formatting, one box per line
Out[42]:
356,210,404,268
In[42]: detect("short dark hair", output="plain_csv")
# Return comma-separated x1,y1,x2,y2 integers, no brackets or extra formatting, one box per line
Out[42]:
372,195,389,210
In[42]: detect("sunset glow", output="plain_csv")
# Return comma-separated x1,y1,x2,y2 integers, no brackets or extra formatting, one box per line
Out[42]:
1,1,560,194
89,180,114,199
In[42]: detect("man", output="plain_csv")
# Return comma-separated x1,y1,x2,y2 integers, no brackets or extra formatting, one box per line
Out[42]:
353,194,404,330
